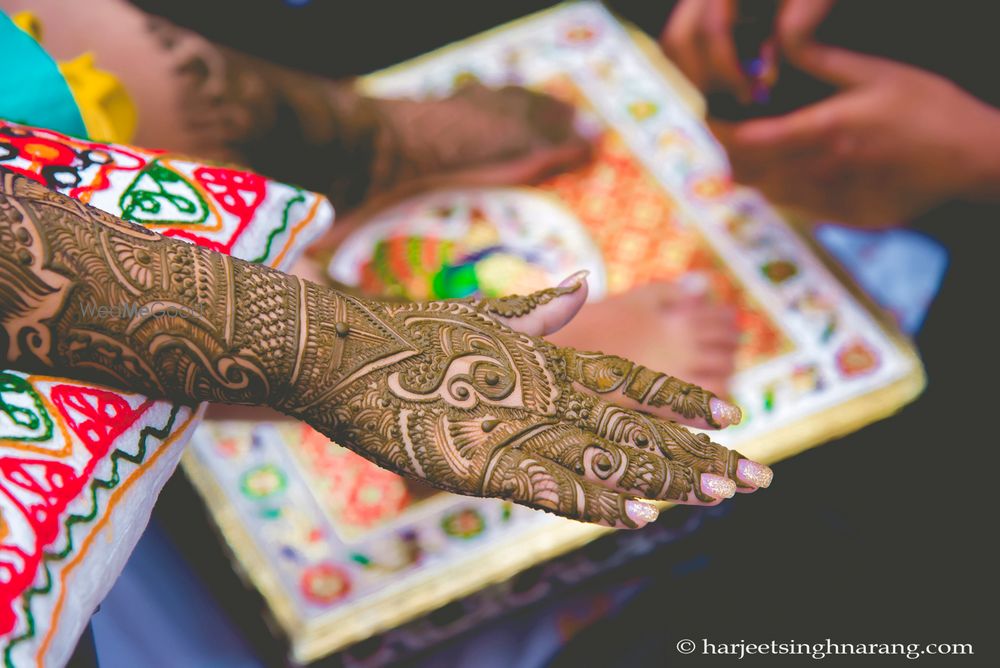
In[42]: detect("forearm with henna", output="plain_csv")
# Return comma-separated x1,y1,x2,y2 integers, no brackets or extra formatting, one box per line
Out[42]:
0,173,769,527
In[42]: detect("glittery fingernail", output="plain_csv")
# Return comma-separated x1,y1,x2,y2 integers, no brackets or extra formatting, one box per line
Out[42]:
701,473,737,499
625,499,659,526
710,397,742,428
737,459,773,488
558,269,590,289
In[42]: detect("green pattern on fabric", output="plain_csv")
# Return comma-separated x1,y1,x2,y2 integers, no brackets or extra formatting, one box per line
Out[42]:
0,372,54,442
250,189,306,264
119,161,210,225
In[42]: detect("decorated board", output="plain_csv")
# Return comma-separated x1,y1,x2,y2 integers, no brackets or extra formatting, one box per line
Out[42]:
0,120,333,668
181,3,925,662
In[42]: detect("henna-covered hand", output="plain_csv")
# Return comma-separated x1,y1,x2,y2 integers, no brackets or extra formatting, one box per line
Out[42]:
136,15,589,212
0,172,771,528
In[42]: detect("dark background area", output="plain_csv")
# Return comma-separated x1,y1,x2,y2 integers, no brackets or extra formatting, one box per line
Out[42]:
130,0,1000,112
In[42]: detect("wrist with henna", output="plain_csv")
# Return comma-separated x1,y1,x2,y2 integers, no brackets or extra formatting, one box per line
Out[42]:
0,172,289,405
0,171,771,528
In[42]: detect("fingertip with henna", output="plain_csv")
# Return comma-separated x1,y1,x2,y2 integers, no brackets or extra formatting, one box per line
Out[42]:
710,397,743,428
701,473,737,499
737,458,773,488
558,269,590,289
625,499,660,527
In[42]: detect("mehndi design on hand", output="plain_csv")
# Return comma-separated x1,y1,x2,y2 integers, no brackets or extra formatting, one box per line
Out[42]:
0,171,771,528
147,19,583,212
559,349,744,429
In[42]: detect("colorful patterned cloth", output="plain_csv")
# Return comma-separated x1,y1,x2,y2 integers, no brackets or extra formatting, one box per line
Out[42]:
0,120,333,668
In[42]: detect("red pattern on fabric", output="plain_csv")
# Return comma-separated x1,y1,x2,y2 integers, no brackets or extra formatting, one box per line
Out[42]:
0,121,151,200
0,454,88,633
49,386,152,456
193,166,265,223
162,166,268,253
0,386,151,632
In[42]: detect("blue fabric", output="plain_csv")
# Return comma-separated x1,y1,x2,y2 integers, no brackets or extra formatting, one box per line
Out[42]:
815,224,948,334
0,12,88,137
91,521,260,668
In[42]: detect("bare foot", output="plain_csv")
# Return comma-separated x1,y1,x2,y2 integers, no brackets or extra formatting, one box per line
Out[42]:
547,276,740,396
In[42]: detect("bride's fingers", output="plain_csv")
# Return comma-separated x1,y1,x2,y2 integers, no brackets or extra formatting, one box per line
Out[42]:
480,446,659,528
644,417,772,491
522,425,736,505
568,393,772,493
557,348,742,429
735,458,774,491
481,272,589,336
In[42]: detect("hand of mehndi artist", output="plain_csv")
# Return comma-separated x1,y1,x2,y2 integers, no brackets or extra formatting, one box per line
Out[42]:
709,44,1000,227
0,173,771,528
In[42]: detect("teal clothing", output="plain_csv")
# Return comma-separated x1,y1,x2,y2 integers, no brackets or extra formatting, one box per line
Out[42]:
0,11,87,137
